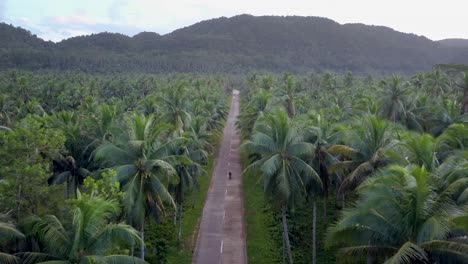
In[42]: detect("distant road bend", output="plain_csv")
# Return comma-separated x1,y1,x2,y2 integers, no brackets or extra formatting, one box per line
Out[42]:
192,90,247,264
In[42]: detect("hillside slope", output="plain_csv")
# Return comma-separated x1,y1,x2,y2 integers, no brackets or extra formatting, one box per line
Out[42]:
0,15,467,74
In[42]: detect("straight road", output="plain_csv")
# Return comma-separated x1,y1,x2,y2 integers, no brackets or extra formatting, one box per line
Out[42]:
192,90,247,264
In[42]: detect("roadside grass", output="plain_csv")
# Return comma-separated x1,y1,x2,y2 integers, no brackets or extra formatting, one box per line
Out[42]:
242,155,282,263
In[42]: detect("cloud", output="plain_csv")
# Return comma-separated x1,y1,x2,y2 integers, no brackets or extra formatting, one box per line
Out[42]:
52,14,96,26
3,0,468,41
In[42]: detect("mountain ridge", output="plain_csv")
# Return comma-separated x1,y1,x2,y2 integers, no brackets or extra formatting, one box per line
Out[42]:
0,15,467,74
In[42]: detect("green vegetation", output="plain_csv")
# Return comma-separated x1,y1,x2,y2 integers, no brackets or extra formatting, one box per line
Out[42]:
0,71,228,263
242,154,282,263
2,15,468,74
239,70,468,263
0,48,467,263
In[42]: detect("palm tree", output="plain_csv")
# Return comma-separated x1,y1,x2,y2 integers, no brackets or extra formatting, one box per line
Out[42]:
47,111,91,199
94,113,178,260
426,69,450,96
379,76,410,123
277,73,296,118
434,153,468,206
329,116,398,193
242,111,322,263
326,165,468,263
436,123,468,160
20,197,146,264
167,127,207,247
428,99,468,136
0,215,24,264
158,83,191,135
399,132,439,171
236,90,271,138
460,72,468,114
0,94,13,127
302,112,344,214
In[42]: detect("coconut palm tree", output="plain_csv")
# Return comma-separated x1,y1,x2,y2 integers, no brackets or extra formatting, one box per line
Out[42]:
158,83,191,135
379,76,410,123
277,73,296,118
460,72,468,114
0,215,24,264
93,113,178,260
47,111,91,199
242,110,322,264
329,116,398,193
167,128,207,247
20,197,146,264
436,123,468,160
434,153,468,206
236,90,271,138
399,132,439,171
326,165,468,263
426,69,450,96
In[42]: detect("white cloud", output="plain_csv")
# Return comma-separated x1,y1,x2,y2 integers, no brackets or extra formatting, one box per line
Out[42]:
4,0,468,41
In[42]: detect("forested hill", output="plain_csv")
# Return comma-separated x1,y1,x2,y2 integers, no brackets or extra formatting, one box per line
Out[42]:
1,14,468,74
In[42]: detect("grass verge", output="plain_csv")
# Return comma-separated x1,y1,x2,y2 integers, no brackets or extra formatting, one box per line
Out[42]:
242,155,282,263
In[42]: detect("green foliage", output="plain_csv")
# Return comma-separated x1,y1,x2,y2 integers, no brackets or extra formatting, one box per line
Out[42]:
0,116,65,220
21,196,145,264
242,154,282,263
1,18,468,74
81,170,124,201
326,165,468,263
238,71,468,264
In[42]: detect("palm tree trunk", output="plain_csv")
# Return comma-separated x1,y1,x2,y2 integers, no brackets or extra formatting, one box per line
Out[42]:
285,99,295,118
178,205,183,249
366,240,373,264
282,229,286,264
16,182,22,221
463,88,468,114
140,226,145,260
281,205,293,264
312,201,317,264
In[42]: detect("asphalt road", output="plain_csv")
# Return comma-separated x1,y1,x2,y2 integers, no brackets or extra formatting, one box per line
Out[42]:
192,90,247,264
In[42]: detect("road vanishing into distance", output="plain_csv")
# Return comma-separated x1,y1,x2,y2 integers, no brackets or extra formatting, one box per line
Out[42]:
192,90,247,264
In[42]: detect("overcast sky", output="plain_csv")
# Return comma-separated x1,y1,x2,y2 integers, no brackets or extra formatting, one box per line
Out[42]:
1,0,467,42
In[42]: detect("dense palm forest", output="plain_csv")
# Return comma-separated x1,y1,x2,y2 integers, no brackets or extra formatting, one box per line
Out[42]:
238,70,468,263
0,71,229,263
1,67,467,264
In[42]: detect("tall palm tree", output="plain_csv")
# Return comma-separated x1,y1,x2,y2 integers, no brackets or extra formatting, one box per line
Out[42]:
277,73,296,118
460,72,468,114
329,116,398,193
158,83,191,135
20,197,145,264
167,128,207,247
426,69,450,96
326,165,468,263
242,111,322,264
379,76,410,123
47,111,91,199
94,113,178,260
236,90,271,138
